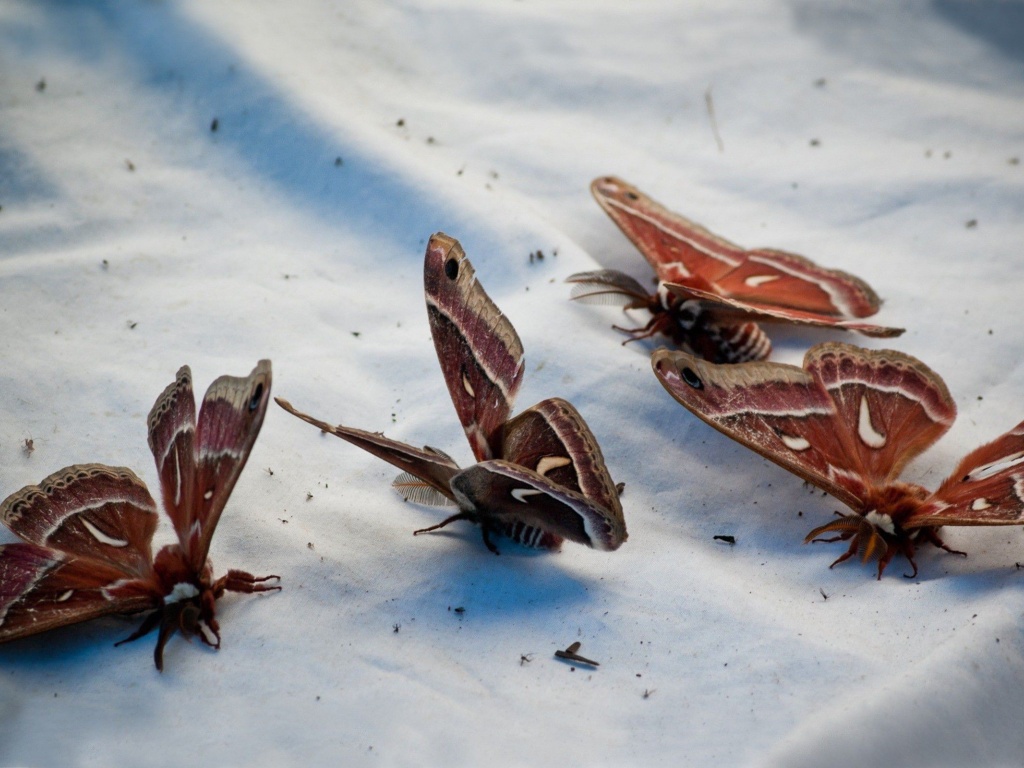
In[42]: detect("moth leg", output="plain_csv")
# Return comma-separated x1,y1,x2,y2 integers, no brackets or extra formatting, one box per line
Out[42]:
115,609,162,648
915,527,967,558
215,569,282,595
827,539,860,570
413,511,477,536
479,525,500,555
153,603,189,673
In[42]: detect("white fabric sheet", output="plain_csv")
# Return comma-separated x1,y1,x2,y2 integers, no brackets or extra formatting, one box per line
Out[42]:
1,2,1023,766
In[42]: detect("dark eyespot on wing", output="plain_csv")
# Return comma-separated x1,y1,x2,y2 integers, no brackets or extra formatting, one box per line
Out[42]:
682,367,703,389
445,257,459,280
249,383,264,412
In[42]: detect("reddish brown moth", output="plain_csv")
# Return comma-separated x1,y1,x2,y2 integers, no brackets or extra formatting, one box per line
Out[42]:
653,342,1024,578
568,177,903,363
0,361,278,669
277,232,627,554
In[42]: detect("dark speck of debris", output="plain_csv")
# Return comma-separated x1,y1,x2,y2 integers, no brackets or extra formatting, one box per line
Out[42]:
819,588,829,601
814,77,827,87
127,320,138,330
101,259,109,270
393,623,400,633
352,331,361,338
615,482,625,496
965,219,977,229
265,467,274,475
713,535,736,545
489,170,499,180
306,492,313,502
280,518,289,524
426,136,436,144
210,118,219,132
307,542,314,550
453,606,465,615
125,159,135,172
809,138,820,147
1009,157,1020,165
642,689,655,699
555,641,599,667
22,438,34,456
35,78,46,92
396,118,405,127
520,653,534,666
334,156,343,167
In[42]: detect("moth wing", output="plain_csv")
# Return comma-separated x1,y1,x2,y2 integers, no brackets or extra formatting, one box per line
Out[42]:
591,176,742,284
712,249,884,318
0,464,159,578
0,543,159,643
451,460,626,551
276,398,461,503
666,283,904,338
651,347,870,508
184,360,272,570
804,344,956,485
147,365,198,548
424,233,524,461
501,398,623,516
908,420,1024,527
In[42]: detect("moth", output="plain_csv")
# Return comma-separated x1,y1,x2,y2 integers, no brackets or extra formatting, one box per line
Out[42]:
277,232,626,554
653,342,1024,578
568,176,903,363
0,361,278,669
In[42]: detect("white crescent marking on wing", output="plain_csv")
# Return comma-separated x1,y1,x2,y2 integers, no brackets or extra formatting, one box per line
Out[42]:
779,433,811,451
462,373,476,398
80,518,129,548
971,498,992,511
512,488,543,503
173,445,182,507
536,456,572,476
967,451,1024,482
56,589,74,602
857,396,887,449
744,274,779,288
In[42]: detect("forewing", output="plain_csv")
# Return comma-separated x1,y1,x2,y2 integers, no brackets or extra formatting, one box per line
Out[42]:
651,347,869,508
0,464,158,578
666,283,904,338
424,233,524,461
0,543,159,643
147,365,198,546
909,420,1024,527
451,460,626,551
276,398,461,502
591,176,742,284
185,360,272,569
712,249,884,318
805,344,955,485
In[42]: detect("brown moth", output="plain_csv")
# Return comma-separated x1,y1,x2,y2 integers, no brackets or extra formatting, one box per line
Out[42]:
277,232,626,554
0,362,278,669
568,177,903,363
653,342,1024,578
